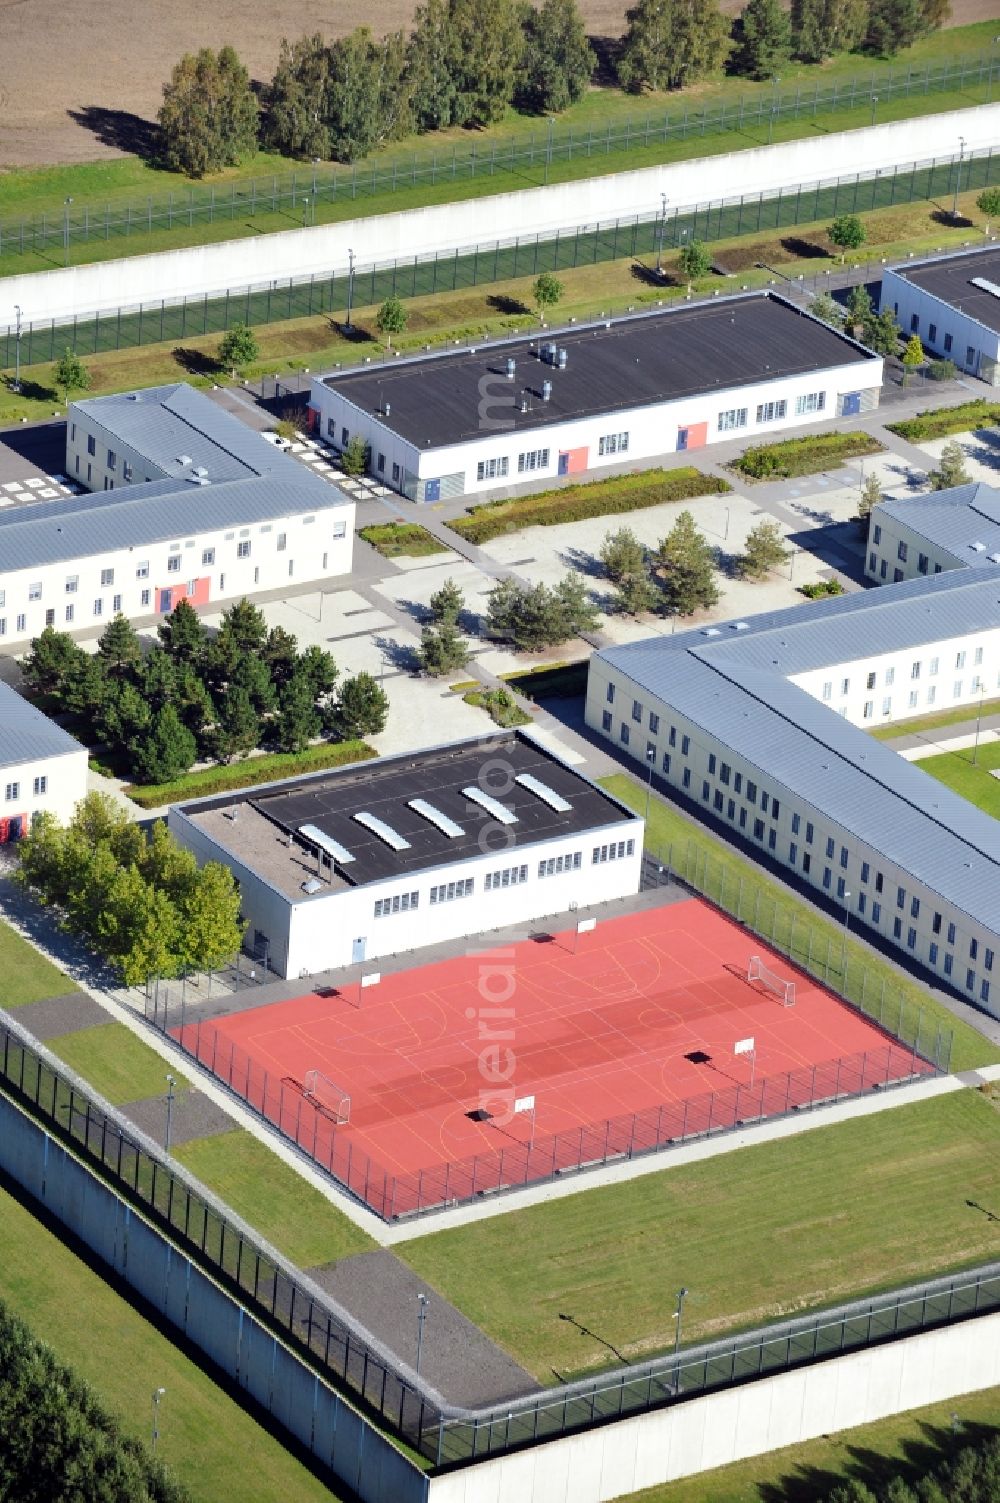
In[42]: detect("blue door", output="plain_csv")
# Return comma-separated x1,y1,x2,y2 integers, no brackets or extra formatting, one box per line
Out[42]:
423,478,441,503
558,453,570,476
159,589,172,613
842,392,861,416
676,427,689,451
352,936,366,963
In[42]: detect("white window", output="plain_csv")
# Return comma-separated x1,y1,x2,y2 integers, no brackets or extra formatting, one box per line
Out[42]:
975,646,984,666
592,839,636,864
882,697,892,715
100,568,114,587
518,447,551,472
16,614,25,633
597,433,629,457
863,700,873,720
107,449,116,471
0,620,6,638
276,533,287,551
908,690,919,708
93,599,103,618
5,783,19,801
0,592,4,609
32,776,47,796
63,575,78,594
167,556,181,573
374,891,419,918
794,391,826,416
822,681,832,701
136,560,149,579
332,520,347,540
954,680,963,699
972,675,982,694
927,685,936,705
429,878,475,904
929,657,939,676
237,540,251,559
28,582,42,601
476,457,509,482
840,678,850,696
111,594,121,612
140,589,151,608
538,851,583,877
717,407,747,432
756,399,787,424
884,667,894,686
484,864,529,890
122,461,133,482
202,548,215,566
956,650,966,669
910,661,921,680
65,605,74,623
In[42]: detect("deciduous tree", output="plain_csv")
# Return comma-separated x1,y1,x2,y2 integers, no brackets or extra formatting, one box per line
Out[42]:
375,295,408,346
265,34,332,159
809,292,845,329
158,46,259,176
928,439,971,491
218,322,259,376
533,271,564,314
448,0,526,124
977,188,1000,236
53,349,91,405
792,0,866,60
617,0,730,91
519,0,595,112
828,213,866,263
730,0,791,78
324,27,411,162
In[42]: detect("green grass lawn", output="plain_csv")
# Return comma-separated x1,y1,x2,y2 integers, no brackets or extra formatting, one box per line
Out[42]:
915,743,1000,821
887,399,1000,443
732,430,885,481
603,772,999,1074
0,22,993,272
399,1090,1000,1383
0,1176,346,1502
45,1022,190,1105
0,917,79,1007
637,1389,1000,1503
358,521,449,558
173,1130,375,1269
870,696,1000,741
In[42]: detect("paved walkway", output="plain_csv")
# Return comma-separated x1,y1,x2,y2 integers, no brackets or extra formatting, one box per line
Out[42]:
880,712,1000,763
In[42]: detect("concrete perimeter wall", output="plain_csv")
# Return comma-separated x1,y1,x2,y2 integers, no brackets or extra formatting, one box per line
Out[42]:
0,1091,427,1503
432,1310,1000,1503
2,105,997,327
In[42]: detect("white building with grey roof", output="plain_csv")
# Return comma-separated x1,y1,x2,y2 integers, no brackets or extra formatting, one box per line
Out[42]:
168,730,642,978
587,570,1000,1014
0,384,354,646
0,680,87,840
867,482,1000,584
880,246,1000,385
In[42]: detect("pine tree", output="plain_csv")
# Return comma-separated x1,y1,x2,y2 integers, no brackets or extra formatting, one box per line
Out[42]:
617,0,730,91
296,643,339,701
265,34,331,159
157,597,206,663
429,577,465,625
231,653,277,716
333,672,389,738
158,46,259,176
600,528,657,615
861,307,900,357
273,672,322,753
519,0,596,112
96,614,143,678
731,0,791,79
214,687,260,761
740,519,789,579
846,282,874,329
420,621,471,675
928,440,971,492
654,510,720,616
809,292,845,329
263,626,300,687
97,680,151,747
22,628,87,696
219,598,268,655
141,647,179,712
130,705,198,784
858,471,883,520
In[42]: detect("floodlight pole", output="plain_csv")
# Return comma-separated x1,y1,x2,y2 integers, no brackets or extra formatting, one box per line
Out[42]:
345,248,356,330
870,93,878,128
672,1286,689,1387
164,1074,176,1151
416,1294,429,1375
990,37,1000,104
974,687,985,765
151,1388,166,1452
952,137,966,219
842,892,852,963
644,744,656,825
655,193,668,275
544,116,555,185
13,304,21,394
64,197,73,266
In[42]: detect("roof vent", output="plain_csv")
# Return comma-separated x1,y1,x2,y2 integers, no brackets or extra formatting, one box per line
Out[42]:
126,392,139,401
352,811,411,852
177,454,193,467
301,877,323,894
989,553,1000,564
462,786,518,826
731,621,749,631
541,380,553,402
506,357,516,379
556,348,568,369
194,466,208,477
701,627,721,636
972,541,987,552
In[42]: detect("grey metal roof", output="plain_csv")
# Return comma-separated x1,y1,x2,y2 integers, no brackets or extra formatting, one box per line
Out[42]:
889,246,1000,338
0,470,347,572
875,483,1000,568
0,681,82,769
599,571,1000,933
73,384,278,482
322,292,878,450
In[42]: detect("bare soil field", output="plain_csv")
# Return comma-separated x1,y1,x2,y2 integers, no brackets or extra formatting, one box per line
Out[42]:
0,0,991,170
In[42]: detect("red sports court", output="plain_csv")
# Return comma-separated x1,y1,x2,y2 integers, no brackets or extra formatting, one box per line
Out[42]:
176,900,932,1218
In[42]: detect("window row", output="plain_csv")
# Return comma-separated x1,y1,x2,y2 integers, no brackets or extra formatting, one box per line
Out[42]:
484,864,529,890
593,839,635,864
598,433,629,457
906,313,977,367
429,878,475,904
539,852,582,878
5,776,47,801
373,891,419,918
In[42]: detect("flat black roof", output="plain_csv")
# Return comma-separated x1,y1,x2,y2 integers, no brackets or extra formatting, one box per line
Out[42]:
323,293,877,450
893,247,1000,336
185,732,636,888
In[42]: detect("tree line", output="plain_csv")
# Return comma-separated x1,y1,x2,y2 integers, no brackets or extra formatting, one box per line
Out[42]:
158,0,950,174
824,1431,1000,1503
23,598,388,787
0,1294,189,1502
17,794,245,987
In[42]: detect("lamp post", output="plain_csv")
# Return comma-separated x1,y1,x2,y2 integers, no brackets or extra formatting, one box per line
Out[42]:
302,194,313,227
63,197,73,267
165,1074,176,1152
151,1388,166,1453
973,685,986,766
312,156,320,194
672,1285,689,1389
345,248,356,331
655,192,668,275
544,115,556,185
644,743,656,824
952,136,967,219
989,36,1000,103
13,304,22,394
416,1294,429,1375
768,75,781,144
870,93,878,127
842,890,852,952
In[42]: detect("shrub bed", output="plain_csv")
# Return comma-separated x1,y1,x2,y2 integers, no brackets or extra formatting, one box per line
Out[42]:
798,578,845,599
125,740,375,808
463,687,532,727
359,522,448,557
887,399,1000,442
732,430,883,480
448,468,727,545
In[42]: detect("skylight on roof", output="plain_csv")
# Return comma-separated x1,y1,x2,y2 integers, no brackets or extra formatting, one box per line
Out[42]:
515,773,572,812
408,798,464,838
462,786,518,825
353,811,412,851
971,276,1000,300
298,823,356,864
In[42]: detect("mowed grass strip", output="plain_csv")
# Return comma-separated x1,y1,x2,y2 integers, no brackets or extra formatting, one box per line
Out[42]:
399,1091,1000,1383
0,1176,345,1503
359,521,449,558
602,772,999,1072
869,696,1000,741
45,1022,190,1106
916,743,1000,820
449,468,726,545
0,918,79,1007
887,399,1000,442
123,738,377,808
173,1130,375,1268
633,1388,1000,1503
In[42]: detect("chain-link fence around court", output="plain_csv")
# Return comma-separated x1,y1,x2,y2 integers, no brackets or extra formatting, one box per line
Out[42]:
3,144,997,375
1,52,996,267
0,1002,995,1471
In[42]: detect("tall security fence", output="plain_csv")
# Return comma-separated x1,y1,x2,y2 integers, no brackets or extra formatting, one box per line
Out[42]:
143,837,951,1222
0,1006,989,1470
2,145,998,374
0,53,995,266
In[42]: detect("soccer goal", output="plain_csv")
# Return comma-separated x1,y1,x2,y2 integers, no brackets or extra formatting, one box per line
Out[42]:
747,955,796,1007
303,1069,352,1124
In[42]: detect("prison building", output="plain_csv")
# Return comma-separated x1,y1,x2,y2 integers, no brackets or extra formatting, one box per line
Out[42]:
866,482,1000,584
168,730,643,978
307,292,883,502
586,570,1000,1013
0,681,87,837
880,246,1000,385
0,384,354,647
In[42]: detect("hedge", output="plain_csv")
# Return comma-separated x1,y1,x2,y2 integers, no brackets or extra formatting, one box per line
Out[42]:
448,467,728,545
887,399,1000,442
732,430,883,480
124,740,376,808
358,522,448,557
